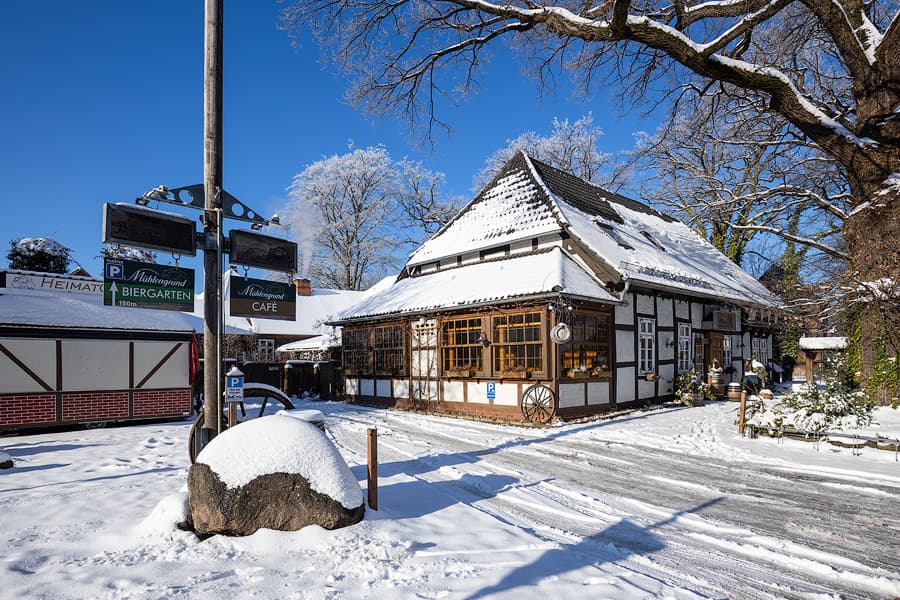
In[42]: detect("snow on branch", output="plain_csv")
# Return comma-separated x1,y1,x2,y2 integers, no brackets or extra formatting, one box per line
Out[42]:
729,223,848,259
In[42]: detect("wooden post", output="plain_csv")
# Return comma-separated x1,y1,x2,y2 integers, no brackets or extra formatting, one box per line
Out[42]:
201,0,225,443
738,390,747,435
227,401,237,429
367,428,378,511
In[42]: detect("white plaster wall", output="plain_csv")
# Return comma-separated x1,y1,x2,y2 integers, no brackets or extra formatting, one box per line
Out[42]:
134,341,189,389
657,298,674,327
0,338,56,394
616,367,635,404
691,302,704,329
466,381,490,404
636,294,654,316
376,379,392,398
393,379,409,399
587,381,610,405
658,336,675,362
493,383,518,407
615,294,634,325
345,377,359,396
638,378,656,400
559,383,584,408
359,378,375,396
62,340,129,391
444,381,464,403
658,364,675,394
615,330,635,363
675,300,689,320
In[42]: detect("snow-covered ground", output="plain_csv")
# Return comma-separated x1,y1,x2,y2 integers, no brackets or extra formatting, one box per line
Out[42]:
2,399,899,599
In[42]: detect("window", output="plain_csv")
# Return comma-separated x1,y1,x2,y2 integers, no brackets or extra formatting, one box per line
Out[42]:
757,338,768,361
560,312,611,377
374,325,405,374
493,311,543,373
258,338,275,362
441,317,484,372
677,323,692,372
723,336,733,366
638,318,656,374
343,328,371,373
751,338,760,359
640,231,666,252
595,221,634,250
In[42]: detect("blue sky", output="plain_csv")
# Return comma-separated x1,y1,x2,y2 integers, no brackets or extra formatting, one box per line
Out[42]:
0,1,654,278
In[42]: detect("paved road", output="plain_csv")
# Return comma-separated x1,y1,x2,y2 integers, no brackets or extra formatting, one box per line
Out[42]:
325,403,900,599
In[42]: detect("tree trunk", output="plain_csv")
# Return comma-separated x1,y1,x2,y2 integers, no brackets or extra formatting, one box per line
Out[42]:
843,166,900,401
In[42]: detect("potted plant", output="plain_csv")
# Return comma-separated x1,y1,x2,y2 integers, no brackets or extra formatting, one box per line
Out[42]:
675,369,711,407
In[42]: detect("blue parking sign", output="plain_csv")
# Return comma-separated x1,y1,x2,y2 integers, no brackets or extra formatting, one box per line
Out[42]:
486,382,496,400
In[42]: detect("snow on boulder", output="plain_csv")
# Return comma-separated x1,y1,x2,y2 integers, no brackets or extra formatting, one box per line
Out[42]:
0,451,12,469
188,415,364,536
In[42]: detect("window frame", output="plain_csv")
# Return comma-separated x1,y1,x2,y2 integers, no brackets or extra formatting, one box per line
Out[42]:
559,310,612,379
440,315,487,376
638,318,656,375
342,327,373,374
491,310,546,376
723,336,733,367
677,322,692,373
373,324,406,376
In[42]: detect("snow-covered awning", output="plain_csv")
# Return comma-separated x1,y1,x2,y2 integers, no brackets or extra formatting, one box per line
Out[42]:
798,337,848,351
334,246,620,323
276,332,341,353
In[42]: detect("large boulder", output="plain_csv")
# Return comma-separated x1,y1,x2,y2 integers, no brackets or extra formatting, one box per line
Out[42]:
188,415,364,536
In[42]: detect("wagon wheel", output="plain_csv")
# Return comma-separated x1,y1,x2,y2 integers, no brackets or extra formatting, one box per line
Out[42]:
187,386,295,463
521,384,556,425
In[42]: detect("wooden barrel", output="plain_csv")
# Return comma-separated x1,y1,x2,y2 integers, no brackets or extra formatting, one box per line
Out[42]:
709,372,726,397
727,382,742,402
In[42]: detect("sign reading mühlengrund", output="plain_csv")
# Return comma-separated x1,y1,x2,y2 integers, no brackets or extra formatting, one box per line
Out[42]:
230,276,295,321
103,259,195,311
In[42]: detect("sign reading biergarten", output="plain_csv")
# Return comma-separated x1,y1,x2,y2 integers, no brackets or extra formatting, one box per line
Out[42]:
230,276,295,321
103,259,195,311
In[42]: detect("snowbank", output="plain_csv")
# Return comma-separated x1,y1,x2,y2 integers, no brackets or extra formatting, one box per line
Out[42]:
196,415,362,509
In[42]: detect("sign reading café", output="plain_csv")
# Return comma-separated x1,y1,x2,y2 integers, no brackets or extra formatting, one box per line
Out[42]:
230,276,295,321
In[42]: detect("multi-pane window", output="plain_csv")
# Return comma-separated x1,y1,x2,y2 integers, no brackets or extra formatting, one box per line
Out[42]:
441,317,484,372
560,312,611,377
343,328,371,373
677,323,692,372
723,336,733,367
492,312,543,372
757,338,768,361
751,338,760,360
374,325,405,374
258,338,275,362
638,318,656,374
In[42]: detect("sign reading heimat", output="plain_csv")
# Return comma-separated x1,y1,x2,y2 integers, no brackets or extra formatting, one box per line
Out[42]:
0,271,103,294
103,259,195,312
230,276,295,321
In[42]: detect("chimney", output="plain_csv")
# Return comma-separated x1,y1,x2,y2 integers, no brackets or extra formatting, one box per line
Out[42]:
294,277,312,296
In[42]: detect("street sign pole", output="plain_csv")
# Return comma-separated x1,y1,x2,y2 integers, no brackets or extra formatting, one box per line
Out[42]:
202,0,225,440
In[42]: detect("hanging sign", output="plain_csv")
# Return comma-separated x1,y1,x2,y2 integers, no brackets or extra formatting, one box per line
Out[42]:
229,229,297,273
103,259,195,311
102,203,197,256
230,276,295,321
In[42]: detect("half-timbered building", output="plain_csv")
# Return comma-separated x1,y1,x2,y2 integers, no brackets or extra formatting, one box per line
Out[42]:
333,152,780,423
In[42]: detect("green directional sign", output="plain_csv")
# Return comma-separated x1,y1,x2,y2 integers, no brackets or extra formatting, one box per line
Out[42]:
103,259,195,312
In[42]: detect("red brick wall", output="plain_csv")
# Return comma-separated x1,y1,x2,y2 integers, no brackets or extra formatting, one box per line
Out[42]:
62,391,128,422
133,388,192,417
0,394,56,426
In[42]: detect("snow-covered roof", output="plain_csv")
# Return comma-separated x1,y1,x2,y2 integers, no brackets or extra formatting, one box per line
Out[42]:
335,247,618,322
0,286,200,333
191,270,366,337
402,152,778,308
799,337,848,351
277,332,340,353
